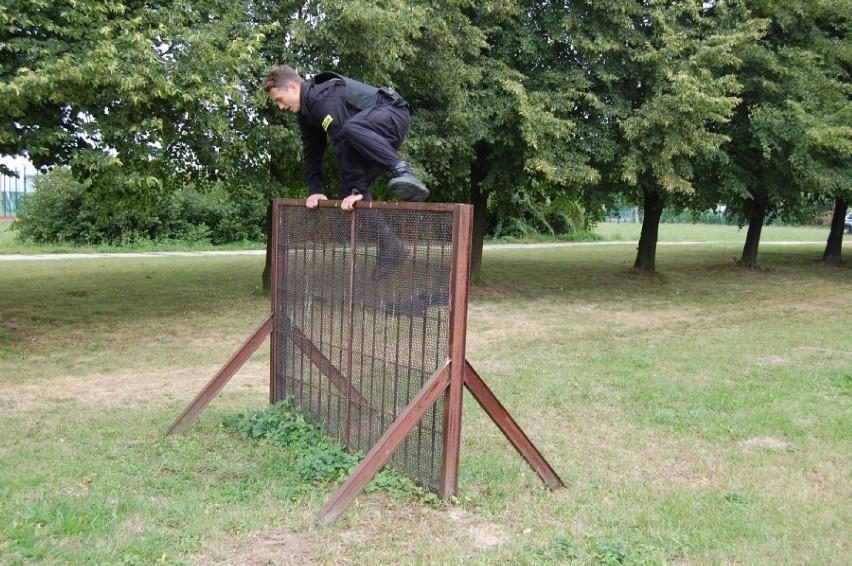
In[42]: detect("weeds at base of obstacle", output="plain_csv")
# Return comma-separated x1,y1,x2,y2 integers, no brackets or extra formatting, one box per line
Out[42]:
221,399,442,505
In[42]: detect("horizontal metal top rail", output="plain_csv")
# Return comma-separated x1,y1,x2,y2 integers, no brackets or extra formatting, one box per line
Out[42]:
276,198,465,213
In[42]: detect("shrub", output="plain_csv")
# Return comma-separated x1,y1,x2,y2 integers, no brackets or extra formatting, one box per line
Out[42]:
14,168,101,244
158,181,267,244
489,193,593,239
15,168,268,246
223,400,439,501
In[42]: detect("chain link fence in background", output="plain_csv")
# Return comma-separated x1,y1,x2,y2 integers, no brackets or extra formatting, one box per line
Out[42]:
1,168,37,218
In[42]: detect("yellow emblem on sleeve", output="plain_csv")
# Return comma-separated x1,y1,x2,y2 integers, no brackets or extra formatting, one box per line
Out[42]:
322,115,333,131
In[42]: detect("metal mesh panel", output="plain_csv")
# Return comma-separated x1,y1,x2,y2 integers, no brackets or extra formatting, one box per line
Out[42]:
273,202,456,490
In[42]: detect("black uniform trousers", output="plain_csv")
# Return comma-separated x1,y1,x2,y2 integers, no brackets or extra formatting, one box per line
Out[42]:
335,95,412,267
336,96,411,200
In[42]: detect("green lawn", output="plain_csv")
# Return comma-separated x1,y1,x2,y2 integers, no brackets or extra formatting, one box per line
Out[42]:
0,243,849,564
594,221,832,243
1,218,835,255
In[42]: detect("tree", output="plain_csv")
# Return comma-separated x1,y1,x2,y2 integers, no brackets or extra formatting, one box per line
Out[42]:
558,1,761,273
823,197,848,264
435,2,597,280
1,0,278,218
261,1,592,282
711,0,851,267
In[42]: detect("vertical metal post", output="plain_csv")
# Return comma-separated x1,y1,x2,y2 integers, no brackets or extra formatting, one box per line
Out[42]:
169,199,562,524
269,201,281,404
439,204,473,497
344,207,357,449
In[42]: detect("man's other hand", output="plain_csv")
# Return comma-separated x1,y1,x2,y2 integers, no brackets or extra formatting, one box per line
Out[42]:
341,194,363,211
306,194,328,209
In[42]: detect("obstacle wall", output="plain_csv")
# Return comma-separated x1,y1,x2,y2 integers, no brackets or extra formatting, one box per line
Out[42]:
271,200,468,490
168,198,561,523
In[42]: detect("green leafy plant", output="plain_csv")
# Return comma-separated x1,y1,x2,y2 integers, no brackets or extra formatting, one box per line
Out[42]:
222,400,437,502
14,168,267,246
551,534,579,560
594,540,628,565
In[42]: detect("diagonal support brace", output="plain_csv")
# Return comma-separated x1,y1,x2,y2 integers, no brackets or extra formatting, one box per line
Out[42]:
166,315,274,436
279,314,370,408
318,361,452,524
463,360,564,490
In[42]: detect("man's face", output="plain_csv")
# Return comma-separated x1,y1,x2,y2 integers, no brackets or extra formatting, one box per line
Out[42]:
268,82,301,113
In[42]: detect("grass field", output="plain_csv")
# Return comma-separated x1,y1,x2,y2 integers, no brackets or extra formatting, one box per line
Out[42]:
1,218,833,255
593,221,832,243
1,238,849,564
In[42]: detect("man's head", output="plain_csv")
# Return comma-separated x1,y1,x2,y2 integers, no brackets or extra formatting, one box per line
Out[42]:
264,65,303,114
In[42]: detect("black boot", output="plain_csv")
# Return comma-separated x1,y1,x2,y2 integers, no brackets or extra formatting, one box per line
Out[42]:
388,161,429,202
373,244,409,280
372,223,409,280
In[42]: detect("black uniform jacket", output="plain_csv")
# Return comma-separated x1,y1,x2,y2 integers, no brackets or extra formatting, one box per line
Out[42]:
297,80,357,195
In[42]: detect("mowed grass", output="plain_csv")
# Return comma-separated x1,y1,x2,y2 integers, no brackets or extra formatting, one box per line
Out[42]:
1,240,850,564
1,218,832,254
594,220,832,243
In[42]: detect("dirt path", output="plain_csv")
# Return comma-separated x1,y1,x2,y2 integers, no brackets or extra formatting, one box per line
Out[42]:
0,240,832,262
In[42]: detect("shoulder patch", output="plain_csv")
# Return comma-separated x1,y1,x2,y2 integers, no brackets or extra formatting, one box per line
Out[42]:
322,115,334,132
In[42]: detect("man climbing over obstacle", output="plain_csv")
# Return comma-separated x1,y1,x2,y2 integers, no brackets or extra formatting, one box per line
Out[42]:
263,64,429,212
264,65,427,278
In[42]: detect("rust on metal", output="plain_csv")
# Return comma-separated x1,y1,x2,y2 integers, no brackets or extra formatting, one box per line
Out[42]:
439,204,473,497
344,210,357,448
270,202,282,404
318,361,451,524
280,314,371,407
168,198,562,525
273,200,461,490
166,314,274,436
463,360,565,490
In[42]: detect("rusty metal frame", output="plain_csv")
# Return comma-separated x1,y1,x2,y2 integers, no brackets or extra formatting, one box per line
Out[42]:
439,203,472,497
319,361,451,523
166,315,273,436
463,361,564,490
166,198,563,524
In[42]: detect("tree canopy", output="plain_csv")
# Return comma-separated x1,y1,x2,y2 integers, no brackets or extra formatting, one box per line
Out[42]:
2,0,848,271
709,0,851,266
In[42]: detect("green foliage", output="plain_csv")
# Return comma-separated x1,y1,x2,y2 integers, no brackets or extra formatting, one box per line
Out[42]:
2,0,847,269
14,168,266,245
0,0,283,220
567,1,760,197
223,399,359,483
222,399,437,501
490,192,592,239
13,168,98,244
711,0,851,255
159,181,268,245
593,540,629,565
540,534,579,561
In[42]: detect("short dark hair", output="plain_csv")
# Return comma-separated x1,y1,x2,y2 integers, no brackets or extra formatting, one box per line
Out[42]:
264,65,303,92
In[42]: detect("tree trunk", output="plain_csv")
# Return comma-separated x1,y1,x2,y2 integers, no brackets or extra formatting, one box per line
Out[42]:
633,188,664,273
822,197,847,265
469,142,490,283
262,199,273,292
739,194,768,268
